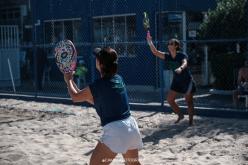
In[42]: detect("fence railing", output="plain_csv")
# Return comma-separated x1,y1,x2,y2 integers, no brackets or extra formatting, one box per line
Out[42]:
0,0,248,111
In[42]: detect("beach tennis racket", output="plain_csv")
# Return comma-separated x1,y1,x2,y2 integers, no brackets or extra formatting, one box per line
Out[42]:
54,40,77,73
143,11,152,45
143,12,150,33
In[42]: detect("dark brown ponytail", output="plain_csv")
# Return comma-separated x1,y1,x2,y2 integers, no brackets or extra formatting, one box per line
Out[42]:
95,47,118,78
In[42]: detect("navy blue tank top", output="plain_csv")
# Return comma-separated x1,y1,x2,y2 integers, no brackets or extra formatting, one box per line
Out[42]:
89,74,130,126
164,52,192,83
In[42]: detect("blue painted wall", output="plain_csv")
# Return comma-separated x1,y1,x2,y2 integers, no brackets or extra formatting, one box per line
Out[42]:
31,0,216,86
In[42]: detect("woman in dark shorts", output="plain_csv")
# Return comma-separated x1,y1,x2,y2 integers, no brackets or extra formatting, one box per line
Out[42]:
147,33,196,126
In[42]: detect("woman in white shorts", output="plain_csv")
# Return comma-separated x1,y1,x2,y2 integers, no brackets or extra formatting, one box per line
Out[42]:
64,47,143,165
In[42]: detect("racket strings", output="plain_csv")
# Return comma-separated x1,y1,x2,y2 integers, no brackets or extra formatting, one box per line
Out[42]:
55,40,77,73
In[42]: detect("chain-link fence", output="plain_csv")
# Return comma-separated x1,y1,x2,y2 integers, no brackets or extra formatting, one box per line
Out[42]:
0,0,248,110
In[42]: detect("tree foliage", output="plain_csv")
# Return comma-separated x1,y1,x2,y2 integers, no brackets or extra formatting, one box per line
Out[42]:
199,0,248,90
199,0,248,39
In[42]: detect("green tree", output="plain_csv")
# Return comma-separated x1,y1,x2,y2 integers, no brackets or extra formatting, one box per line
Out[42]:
198,0,248,90
199,0,248,40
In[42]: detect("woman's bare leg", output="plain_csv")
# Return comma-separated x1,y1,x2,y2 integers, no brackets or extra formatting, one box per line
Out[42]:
167,90,184,123
122,149,141,165
90,142,117,165
185,93,194,126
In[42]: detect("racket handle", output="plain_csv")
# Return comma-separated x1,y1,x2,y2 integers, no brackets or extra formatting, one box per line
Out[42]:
147,31,152,46
147,30,150,37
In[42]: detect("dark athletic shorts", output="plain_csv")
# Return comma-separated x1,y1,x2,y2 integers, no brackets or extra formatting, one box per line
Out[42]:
170,78,196,94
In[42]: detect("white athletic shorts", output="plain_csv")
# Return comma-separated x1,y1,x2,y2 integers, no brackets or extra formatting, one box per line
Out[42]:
100,116,143,154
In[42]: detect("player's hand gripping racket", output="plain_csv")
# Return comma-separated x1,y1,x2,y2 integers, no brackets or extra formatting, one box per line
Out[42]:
54,40,77,73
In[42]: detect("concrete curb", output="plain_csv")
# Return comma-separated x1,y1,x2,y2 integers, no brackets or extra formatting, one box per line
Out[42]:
0,93,248,119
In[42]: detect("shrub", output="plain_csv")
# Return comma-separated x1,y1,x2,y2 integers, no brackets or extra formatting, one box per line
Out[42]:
211,52,245,90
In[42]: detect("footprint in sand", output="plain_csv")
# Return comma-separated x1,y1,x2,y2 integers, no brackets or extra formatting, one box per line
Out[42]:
242,154,248,161
6,153,24,161
197,151,208,156
210,150,230,156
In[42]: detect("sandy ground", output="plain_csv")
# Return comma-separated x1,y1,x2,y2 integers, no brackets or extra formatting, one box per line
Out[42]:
0,98,248,165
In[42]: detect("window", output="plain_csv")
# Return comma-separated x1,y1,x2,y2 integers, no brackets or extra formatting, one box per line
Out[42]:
43,18,82,58
44,18,82,44
93,14,136,57
157,12,183,42
187,12,204,39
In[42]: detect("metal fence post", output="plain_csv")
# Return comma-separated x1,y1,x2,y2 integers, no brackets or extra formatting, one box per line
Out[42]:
203,44,209,86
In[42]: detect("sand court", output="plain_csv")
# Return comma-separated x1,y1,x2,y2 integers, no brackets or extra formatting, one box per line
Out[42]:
0,98,247,165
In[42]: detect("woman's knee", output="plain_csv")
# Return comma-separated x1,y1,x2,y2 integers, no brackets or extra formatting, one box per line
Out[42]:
122,149,141,165
167,90,177,104
167,95,175,104
185,94,193,103
90,142,117,165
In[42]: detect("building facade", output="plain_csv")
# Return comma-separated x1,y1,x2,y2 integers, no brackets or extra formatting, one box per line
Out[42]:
1,0,217,89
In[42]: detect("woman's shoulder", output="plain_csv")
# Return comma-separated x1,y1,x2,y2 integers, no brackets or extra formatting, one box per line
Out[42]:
115,74,122,78
111,74,121,79
177,52,188,58
113,74,126,83
177,51,187,55
101,74,124,83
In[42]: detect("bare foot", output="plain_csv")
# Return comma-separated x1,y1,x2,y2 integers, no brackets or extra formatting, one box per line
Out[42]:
189,119,194,126
175,114,184,124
